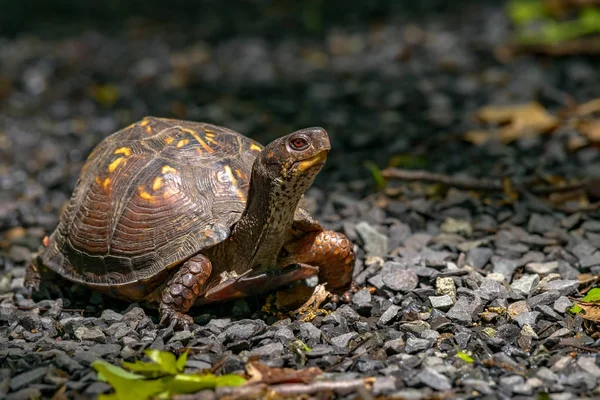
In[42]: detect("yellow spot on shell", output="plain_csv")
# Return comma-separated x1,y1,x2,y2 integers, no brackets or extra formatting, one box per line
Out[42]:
114,147,131,156
108,157,124,173
165,137,174,145
204,128,213,133
103,178,111,189
181,128,214,153
162,165,178,174
152,177,163,191
205,132,215,138
95,177,102,185
138,187,153,200
250,143,262,152
145,126,152,134
176,139,189,148
223,165,245,200
140,119,150,127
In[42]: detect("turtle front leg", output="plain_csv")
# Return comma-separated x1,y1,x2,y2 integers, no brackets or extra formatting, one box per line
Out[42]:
159,254,212,329
283,230,356,294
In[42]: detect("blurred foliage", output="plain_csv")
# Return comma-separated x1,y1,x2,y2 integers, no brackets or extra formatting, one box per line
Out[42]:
508,0,600,45
92,349,245,400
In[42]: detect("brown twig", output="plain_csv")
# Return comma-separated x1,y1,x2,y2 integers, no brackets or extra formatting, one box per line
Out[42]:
381,167,589,195
215,378,375,398
553,201,600,214
211,355,229,374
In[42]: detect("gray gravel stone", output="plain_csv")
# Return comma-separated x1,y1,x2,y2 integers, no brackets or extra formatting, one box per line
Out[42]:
9,367,47,391
514,311,540,328
477,278,507,301
298,322,321,342
404,337,432,354
377,304,400,326
528,213,556,234
446,297,473,324
538,279,578,296
331,332,358,348
527,290,562,308
356,221,388,257
100,309,123,324
492,257,519,282
429,295,454,311
382,268,418,292
466,247,493,269
510,274,540,297
74,327,106,343
554,296,573,313
249,342,284,356
352,289,372,313
577,356,600,377
525,261,559,275
274,327,295,342
417,367,452,390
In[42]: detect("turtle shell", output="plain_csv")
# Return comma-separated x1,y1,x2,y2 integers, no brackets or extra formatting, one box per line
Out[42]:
40,117,274,294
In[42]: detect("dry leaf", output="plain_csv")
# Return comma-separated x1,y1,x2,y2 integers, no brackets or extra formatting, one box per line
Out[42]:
574,98,600,116
574,301,600,322
245,361,322,385
469,102,560,144
579,120,600,142
463,130,495,145
294,284,331,321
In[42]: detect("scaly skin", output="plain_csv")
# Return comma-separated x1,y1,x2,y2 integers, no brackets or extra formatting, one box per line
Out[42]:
159,254,212,328
282,229,355,294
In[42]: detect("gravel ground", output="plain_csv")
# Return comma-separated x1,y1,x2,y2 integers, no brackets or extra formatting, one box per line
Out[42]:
2,2,600,399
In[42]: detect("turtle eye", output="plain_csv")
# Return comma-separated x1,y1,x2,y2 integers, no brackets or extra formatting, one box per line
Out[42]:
289,137,309,150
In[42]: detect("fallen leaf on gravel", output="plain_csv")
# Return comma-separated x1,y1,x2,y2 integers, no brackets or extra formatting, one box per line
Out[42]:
577,274,600,294
572,301,600,322
455,350,475,363
570,287,600,314
245,361,322,385
92,350,245,400
573,98,600,116
579,120,600,142
467,102,560,144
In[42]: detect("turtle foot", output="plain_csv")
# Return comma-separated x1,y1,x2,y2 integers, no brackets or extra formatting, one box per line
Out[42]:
159,309,194,330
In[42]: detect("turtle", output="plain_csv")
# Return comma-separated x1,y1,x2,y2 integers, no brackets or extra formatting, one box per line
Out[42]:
25,117,355,328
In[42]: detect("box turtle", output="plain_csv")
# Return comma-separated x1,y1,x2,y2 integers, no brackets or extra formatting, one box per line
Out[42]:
26,117,355,328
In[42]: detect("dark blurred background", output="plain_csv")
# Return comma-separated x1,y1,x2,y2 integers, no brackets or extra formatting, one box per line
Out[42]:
0,1,479,38
1,0,599,214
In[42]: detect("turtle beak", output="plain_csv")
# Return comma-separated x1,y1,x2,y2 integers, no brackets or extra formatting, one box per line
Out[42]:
296,150,328,172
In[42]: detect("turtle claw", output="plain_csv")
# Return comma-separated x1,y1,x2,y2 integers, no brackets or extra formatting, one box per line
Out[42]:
160,309,194,330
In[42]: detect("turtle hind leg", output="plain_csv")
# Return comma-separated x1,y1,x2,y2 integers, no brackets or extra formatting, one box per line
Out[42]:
24,255,65,298
159,254,212,329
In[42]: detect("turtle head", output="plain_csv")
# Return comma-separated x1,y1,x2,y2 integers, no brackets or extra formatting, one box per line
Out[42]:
257,127,330,189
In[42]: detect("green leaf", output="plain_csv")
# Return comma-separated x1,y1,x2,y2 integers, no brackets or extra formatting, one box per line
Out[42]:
144,349,179,375
570,287,600,314
93,360,145,382
120,360,170,379
364,161,387,189
162,373,246,394
455,350,475,363
176,351,188,372
507,0,547,25
388,154,428,169
93,360,165,400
